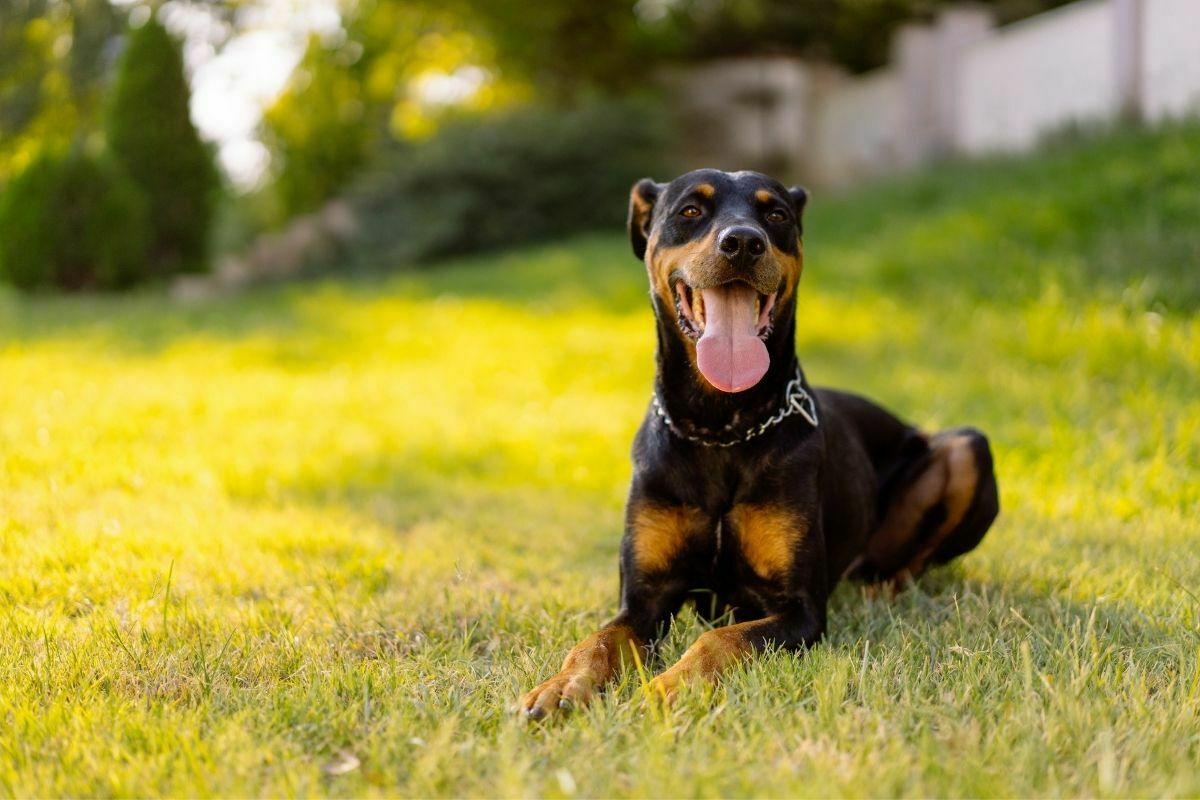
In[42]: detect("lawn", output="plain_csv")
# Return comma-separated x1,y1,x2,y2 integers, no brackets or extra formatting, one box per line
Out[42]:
1,124,1198,797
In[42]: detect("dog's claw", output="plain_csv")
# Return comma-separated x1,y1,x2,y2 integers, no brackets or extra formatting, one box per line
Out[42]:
644,677,678,709
517,670,598,722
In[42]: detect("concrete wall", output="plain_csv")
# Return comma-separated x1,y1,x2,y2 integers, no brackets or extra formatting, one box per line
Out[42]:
666,0,1200,187
957,0,1116,152
810,69,903,186
1142,0,1200,120
659,58,823,178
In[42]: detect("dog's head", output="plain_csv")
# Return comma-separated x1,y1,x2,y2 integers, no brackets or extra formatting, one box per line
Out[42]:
628,169,807,393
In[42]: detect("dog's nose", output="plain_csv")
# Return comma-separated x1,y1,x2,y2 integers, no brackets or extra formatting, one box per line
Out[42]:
717,226,767,263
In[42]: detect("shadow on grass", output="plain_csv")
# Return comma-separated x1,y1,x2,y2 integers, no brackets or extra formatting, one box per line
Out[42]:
825,561,1198,669
0,234,648,356
228,444,627,581
0,282,322,354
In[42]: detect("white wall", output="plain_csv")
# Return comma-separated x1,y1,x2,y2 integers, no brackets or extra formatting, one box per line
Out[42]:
1142,0,1200,120
957,0,1116,153
811,70,904,186
665,0,1200,186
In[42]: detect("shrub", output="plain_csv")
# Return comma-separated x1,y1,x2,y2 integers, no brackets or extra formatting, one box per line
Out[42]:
348,98,672,265
106,14,218,275
0,147,150,290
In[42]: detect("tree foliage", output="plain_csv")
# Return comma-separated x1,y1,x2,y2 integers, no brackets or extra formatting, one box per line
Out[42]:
259,2,511,221
261,36,373,220
349,99,671,265
441,0,650,100
106,14,218,275
258,0,1081,223
0,146,149,290
0,0,125,180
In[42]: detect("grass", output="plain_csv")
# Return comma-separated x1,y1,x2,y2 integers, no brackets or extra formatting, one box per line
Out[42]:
1,123,1198,798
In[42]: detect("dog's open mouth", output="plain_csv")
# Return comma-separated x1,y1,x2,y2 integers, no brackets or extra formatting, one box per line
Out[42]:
675,280,776,340
674,280,776,393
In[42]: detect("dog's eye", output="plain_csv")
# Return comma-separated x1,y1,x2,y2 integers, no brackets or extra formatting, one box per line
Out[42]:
765,209,788,223
679,205,702,219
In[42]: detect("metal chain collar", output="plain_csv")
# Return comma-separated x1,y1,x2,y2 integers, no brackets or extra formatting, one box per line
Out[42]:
652,367,819,448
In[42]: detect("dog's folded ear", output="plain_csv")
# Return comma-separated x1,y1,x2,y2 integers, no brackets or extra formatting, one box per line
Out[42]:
628,178,664,261
788,186,809,233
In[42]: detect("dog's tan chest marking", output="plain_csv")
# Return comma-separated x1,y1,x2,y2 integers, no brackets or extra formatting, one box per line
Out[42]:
630,503,705,573
728,504,807,579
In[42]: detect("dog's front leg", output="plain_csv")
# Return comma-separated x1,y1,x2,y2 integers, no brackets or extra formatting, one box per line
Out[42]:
515,615,640,720
647,509,830,701
516,494,708,719
516,580,686,720
646,596,827,702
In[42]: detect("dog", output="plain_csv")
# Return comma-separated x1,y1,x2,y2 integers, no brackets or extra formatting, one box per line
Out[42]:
516,169,999,719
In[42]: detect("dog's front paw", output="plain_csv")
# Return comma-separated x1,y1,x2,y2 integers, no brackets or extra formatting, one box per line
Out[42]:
644,672,681,708
515,670,599,721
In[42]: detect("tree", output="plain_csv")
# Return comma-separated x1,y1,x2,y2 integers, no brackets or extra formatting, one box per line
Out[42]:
442,0,649,100
0,0,126,181
260,3,496,221
261,36,373,220
106,14,218,275
0,146,150,291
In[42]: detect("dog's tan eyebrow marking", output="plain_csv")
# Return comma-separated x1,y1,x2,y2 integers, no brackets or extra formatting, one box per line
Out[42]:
755,189,775,204
695,183,716,199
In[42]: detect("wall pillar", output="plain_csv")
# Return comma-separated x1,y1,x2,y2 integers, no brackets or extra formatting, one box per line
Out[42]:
893,4,993,164
1114,0,1145,123
934,5,994,153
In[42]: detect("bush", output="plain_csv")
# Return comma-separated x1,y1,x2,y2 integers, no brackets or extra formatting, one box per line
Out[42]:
348,98,672,265
0,147,150,290
106,14,218,275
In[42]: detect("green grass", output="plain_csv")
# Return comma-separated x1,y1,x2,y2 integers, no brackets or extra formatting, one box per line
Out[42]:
2,123,1199,798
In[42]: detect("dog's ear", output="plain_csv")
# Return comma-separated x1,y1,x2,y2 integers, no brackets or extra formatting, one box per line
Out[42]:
788,186,809,233
628,178,664,261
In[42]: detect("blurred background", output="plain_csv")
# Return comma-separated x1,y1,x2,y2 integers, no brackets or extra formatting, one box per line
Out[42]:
3,0,1198,292
3,4,1199,794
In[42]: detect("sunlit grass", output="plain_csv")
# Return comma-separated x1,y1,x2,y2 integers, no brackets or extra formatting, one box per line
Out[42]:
1,125,1199,797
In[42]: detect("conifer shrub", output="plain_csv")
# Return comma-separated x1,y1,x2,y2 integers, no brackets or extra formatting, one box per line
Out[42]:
107,15,218,275
0,147,150,290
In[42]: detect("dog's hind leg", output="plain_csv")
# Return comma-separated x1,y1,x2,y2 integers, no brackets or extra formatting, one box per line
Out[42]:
923,428,1000,568
847,427,999,589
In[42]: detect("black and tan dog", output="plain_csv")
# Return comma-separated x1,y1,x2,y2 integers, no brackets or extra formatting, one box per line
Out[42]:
516,169,999,719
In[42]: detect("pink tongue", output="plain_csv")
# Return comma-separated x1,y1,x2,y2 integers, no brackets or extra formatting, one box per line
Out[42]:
695,283,769,392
